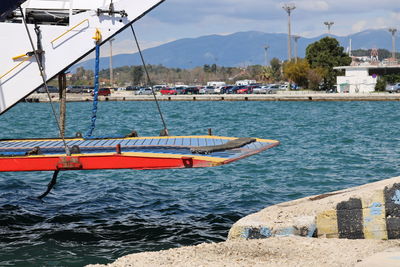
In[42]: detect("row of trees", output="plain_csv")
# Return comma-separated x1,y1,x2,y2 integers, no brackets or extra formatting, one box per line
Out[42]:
69,64,259,87
67,37,352,90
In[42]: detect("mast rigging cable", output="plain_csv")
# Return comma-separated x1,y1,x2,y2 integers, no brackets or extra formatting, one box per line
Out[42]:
19,6,70,156
130,25,168,135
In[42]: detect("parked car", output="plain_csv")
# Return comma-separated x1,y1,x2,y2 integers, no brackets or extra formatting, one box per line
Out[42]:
279,84,289,90
185,86,200,94
153,85,167,91
36,85,59,93
265,84,280,94
214,86,225,94
220,86,233,94
252,86,263,94
91,88,111,96
229,85,246,94
326,88,337,93
386,83,400,93
237,86,252,94
241,85,257,94
126,86,140,91
160,87,177,95
135,87,153,95
199,86,215,94
67,85,85,93
82,86,94,93
175,86,188,94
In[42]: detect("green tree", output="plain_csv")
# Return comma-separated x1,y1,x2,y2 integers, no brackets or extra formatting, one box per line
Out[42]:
375,77,386,92
307,67,326,90
75,66,85,79
211,64,217,73
203,64,211,73
257,66,273,82
131,66,143,85
269,58,282,81
305,37,351,89
282,59,310,87
384,74,400,84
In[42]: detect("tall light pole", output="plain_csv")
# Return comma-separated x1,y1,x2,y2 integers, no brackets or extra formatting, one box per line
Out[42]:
283,3,296,61
264,45,269,66
109,38,115,87
388,28,397,60
293,35,300,62
324,21,334,34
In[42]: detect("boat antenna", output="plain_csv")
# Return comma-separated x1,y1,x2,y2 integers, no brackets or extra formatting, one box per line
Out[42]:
130,25,169,136
18,6,70,156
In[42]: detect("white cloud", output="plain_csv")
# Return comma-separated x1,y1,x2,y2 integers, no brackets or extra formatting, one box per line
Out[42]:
352,20,368,33
127,0,400,46
297,1,329,11
391,11,400,21
374,17,388,29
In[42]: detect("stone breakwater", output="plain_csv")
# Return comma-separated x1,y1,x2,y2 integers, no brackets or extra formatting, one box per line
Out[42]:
228,176,400,241
25,92,400,102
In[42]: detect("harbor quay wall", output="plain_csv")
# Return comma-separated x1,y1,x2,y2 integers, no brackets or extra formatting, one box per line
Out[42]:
24,92,400,102
228,176,400,241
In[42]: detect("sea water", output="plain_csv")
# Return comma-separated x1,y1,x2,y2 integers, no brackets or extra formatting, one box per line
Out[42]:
1,100,400,266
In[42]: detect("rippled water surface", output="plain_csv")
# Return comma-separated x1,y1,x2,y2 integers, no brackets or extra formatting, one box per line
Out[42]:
1,101,400,266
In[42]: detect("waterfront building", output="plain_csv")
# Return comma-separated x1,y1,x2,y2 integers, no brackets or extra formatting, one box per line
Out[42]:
334,65,400,93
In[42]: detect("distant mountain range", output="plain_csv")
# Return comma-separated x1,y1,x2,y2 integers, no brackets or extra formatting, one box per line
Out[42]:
73,29,398,71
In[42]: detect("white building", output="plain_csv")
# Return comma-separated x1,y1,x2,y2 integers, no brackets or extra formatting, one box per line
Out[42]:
334,65,400,93
334,66,377,93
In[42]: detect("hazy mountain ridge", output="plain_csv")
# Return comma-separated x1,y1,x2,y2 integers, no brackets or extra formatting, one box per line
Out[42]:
73,29,397,71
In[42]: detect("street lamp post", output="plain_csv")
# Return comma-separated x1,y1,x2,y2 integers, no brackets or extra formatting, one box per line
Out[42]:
264,45,269,66
324,21,334,34
109,38,115,87
388,28,397,60
293,35,300,63
282,3,296,61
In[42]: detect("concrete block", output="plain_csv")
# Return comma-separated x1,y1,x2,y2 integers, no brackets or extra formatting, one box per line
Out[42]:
384,183,400,239
362,190,388,240
316,210,338,238
229,176,400,241
337,198,364,239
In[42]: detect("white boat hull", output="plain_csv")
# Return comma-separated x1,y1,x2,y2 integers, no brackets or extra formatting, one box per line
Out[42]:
0,0,164,114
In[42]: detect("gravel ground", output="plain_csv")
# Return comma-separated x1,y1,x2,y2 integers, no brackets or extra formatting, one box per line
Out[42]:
88,236,400,267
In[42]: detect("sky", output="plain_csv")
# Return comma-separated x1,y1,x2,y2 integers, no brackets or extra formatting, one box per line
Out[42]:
106,0,400,55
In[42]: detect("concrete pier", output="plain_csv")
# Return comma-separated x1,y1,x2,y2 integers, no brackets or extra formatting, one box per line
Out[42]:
24,91,400,102
228,176,400,241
